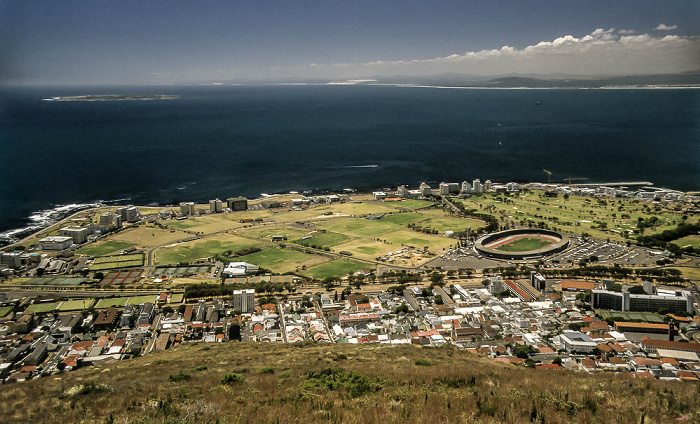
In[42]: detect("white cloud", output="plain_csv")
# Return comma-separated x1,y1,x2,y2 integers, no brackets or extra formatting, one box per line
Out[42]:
150,28,700,83
654,23,678,31
617,29,636,35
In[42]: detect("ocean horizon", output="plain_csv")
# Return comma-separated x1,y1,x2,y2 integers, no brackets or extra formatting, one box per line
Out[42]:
0,84,698,245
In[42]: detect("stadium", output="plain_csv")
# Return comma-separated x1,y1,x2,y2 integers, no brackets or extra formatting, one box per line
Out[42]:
474,228,570,260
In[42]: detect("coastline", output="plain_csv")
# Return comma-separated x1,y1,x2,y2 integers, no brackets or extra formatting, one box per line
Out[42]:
1,180,697,251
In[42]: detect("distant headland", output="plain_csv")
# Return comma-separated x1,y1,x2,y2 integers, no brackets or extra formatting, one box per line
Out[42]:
42,94,179,101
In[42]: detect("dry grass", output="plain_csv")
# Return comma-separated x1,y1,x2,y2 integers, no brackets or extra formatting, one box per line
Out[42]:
2,343,698,424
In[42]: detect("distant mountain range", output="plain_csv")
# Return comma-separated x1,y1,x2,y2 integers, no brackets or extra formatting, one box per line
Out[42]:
372,71,700,88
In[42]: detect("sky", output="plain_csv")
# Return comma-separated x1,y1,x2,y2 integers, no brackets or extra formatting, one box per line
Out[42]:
1,0,699,85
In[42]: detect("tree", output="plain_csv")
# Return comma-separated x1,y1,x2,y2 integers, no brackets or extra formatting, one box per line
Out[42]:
395,304,409,314
430,272,444,285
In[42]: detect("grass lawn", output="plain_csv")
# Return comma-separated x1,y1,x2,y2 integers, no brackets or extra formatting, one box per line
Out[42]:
415,209,485,232
235,224,308,241
384,199,436,210
670,234,700,249
496,237,553,252
237,248,329,273
170,293,184,303
320,219,399,238
109,225,187,248
92,253,144,270
295,231,351,248
128,295,157,305
379,212,424,225
79,241,137,256
381,229,454,251
95,297,129,308
302,259,370,279
57,299,95,311
156,235,264,265
25,302,60,314
166,214,241,233
668,266,700,282
0,306,13,317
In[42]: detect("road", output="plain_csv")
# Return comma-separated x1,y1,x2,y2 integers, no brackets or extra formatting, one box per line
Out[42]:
144,313,163,355
277,303,289,343
314,300,336,343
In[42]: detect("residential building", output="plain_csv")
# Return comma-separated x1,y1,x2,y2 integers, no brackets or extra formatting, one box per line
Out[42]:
227,197,248,211
461,181,472,193
209,199,223,213
472,179,483,194
38,236,73,251
60,226,88,244
233,289,256,314
180,202,196,216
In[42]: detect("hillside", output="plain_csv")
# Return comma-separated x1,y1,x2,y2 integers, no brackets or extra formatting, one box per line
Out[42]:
1,343,697,423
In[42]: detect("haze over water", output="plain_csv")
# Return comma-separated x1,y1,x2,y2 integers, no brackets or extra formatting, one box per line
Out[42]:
0,85,698,242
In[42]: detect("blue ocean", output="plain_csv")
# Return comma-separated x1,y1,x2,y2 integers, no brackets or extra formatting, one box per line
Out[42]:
0,84,698,243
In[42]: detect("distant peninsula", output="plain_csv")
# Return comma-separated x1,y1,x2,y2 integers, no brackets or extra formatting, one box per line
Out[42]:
42,94,179,101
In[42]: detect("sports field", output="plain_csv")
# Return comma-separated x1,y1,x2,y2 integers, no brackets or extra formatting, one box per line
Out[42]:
302,259,369,279
295,231,350,248
237,248,329,273
127,295,157,305
79,241,137,256
156,235,263,265
495,237,553,252
25,302,60,314
92,253,144,270
0,306,13,317
95,297,129,308
57,299,95,311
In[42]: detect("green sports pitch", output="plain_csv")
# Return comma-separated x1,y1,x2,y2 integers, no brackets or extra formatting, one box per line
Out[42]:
495,237,553,252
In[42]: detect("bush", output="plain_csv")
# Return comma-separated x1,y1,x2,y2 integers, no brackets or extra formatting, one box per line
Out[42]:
414,359,434,366
221,372,246,385
192,365,208,372
168,372,191,382
258,366,276,374
304,368,385,398
277,369,293,379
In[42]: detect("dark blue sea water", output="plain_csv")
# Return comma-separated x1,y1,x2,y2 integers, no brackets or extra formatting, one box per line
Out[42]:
0,84,698,243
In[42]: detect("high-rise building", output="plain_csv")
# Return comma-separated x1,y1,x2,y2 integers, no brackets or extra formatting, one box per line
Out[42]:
439,183,449,195
233,289,256,314
125,206,140,223
59,226,88,244
485,180,492,191
180,202,196,216
530,272,547,292
419,182,432,196
472,179,482,194
461,181,472,193
100,213,114,226
209,199,223,213
227,197,248,211
396,185,409,198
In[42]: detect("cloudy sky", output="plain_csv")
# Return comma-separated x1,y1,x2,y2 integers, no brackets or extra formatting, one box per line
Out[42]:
1,0,698,85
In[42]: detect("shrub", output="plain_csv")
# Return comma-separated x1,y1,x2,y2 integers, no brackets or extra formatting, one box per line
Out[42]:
192,365,208,372
277,369,293,379
258,366,276,374
304,368,385,398
168,372,191,382
221,372,246,385
414,359,433,366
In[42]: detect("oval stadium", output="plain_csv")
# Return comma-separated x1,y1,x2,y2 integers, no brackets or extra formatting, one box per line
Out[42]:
474,229,570,260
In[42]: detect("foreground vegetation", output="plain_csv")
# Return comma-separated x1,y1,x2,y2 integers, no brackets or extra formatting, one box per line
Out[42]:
1,343,697,423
